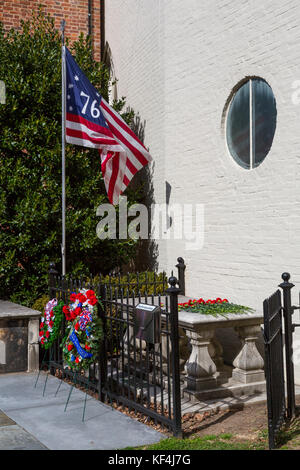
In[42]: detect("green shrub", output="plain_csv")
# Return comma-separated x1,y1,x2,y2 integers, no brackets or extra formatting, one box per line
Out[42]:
31,294,50,313
89,271,168,297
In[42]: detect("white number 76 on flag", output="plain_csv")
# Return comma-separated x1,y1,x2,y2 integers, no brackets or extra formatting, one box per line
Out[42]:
80,91,100,118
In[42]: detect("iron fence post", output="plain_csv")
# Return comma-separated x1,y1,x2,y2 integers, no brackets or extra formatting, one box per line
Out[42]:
279,272,296,420
166,275,182,437
48,262,58,299
263,298,275,450
47,262,59,367
97,284,107,402
176,257,186,296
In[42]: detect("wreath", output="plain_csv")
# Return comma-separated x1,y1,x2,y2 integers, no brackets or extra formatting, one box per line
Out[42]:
39,298,64,349
62,289,103,370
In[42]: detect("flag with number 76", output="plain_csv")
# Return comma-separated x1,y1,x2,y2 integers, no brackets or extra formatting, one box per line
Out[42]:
64,47,152,205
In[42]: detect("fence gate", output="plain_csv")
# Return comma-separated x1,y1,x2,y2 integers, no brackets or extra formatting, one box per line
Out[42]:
263,289,286,449
98,275,182,437
263,273,299,449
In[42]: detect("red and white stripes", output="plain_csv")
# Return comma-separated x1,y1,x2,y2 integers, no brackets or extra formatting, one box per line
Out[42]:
66,99,152,205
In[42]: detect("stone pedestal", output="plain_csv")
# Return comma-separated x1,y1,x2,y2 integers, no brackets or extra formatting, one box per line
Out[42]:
184,329,217,392
178,308,265,400
231,325,265,384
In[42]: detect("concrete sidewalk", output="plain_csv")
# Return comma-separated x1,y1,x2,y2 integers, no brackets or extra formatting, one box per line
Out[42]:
0,372,164,450
0,409,47,450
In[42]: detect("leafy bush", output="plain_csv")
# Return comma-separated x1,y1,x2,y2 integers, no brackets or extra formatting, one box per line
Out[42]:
90,271,168,297
0,9,143,306
32,294,50,313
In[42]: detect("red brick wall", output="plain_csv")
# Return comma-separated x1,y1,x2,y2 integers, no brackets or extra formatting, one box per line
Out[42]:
0,0,102,61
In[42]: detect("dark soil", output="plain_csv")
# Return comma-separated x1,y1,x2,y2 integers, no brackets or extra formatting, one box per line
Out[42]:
181,403,268,440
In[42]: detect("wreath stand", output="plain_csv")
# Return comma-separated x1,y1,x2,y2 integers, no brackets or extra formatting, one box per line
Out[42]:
62,370,90,422
33,349,54,396
34,291,102,422
33,348,65,397
34,355,90,422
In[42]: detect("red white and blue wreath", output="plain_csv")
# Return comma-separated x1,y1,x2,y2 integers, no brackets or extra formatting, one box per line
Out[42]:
39,298,64,349
62,289,103,370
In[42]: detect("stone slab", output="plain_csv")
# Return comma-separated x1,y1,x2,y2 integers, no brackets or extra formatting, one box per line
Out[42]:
0,409,15,427
0,424,47,450
0,301,40,320
184,380,266,402
0,372,164,450
180,385,300,414
177,310,263,330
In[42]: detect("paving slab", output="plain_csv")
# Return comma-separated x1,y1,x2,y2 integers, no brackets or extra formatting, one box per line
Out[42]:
0,372,164,450
0,409,15,427
0,409,47,450
0,424,48,450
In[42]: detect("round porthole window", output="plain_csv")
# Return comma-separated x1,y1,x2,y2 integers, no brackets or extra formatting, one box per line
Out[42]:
226,78,277,169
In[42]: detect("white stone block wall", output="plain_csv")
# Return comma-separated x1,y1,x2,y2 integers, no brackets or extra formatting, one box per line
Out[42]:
105,1,300,382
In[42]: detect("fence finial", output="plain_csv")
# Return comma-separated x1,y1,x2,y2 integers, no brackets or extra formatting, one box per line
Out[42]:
279,272,294,289
281,272,290,282
168,275,178,289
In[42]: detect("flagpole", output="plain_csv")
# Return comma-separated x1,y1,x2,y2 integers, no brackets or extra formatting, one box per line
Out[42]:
61,20,66,276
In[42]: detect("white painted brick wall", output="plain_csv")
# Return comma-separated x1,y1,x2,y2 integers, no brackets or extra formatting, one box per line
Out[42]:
106,1,300,382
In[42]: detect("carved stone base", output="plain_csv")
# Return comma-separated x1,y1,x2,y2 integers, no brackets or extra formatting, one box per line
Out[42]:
184,379,266,401
232,325,265,384
231,368,265,384
186,374,218,392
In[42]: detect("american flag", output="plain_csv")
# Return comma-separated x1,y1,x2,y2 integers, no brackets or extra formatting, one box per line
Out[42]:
65,47,152,205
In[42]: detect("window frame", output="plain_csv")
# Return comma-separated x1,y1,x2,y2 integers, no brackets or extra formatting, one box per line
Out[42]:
225,77,276,170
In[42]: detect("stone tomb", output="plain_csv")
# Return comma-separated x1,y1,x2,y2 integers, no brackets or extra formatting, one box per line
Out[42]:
177,309,265,400
0,301,40,373
120,296,265,401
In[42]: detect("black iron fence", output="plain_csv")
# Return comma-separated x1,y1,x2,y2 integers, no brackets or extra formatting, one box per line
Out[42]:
49,257,186,300
263,273,300,449
263,289,286,450
43,258,185,436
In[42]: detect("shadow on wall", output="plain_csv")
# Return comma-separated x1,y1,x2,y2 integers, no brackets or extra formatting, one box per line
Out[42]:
124,108,159,273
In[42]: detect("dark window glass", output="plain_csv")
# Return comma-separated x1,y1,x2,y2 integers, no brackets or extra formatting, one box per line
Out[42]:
252,79,277,168
226,78,276,169
226,81,250,169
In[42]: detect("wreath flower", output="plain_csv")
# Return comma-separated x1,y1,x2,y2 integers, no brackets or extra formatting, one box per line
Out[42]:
39,298,64,349
62,289,103,370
